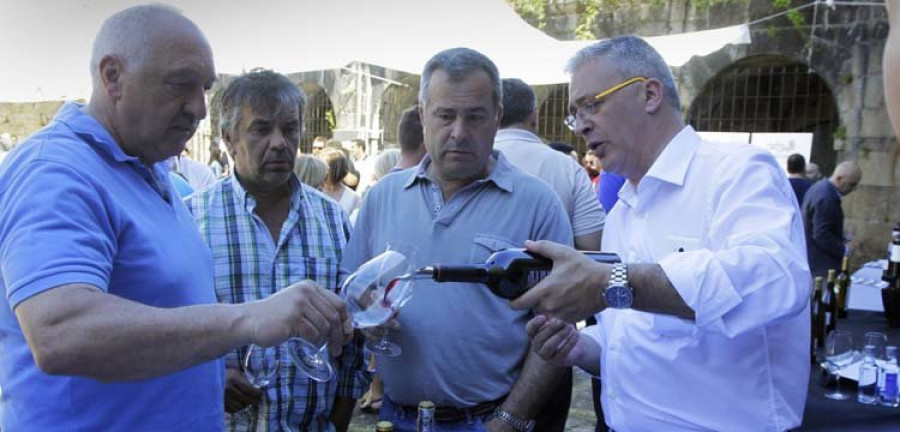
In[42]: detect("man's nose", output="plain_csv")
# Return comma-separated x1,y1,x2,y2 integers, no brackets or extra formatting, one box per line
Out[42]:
575,113,592,137
184,85,207,121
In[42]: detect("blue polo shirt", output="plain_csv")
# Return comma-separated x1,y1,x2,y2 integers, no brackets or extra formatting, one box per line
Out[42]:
0,103,223,431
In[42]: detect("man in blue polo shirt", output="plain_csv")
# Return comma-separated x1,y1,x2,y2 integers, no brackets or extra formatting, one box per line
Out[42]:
0,5,351,431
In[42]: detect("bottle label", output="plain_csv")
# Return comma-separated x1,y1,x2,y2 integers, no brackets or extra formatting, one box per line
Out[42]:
892,245,900,262
882,373,898,398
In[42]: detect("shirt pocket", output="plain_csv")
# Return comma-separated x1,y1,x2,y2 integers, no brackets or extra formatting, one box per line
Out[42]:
288,257,341,293
469,233,518,263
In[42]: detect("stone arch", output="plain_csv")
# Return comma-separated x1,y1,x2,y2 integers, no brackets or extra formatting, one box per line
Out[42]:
299,82,336,154
686,54,839,174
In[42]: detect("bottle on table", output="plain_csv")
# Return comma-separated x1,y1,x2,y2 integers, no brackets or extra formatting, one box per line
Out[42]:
811,276,825,361
884,223,900,285
836,256,850,319
878,346,900,407
417,400,435,432
823,269,838,334
858,345,879,404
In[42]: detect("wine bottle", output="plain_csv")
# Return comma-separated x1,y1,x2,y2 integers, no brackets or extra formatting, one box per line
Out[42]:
836,256,850,319
884,223,900,285
424,248,621,300
417,400,435,432
824,269,838,334
811,276,825,361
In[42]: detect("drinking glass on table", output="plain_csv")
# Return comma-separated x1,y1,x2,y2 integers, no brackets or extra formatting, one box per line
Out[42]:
824,330,855,400
865,332,888,360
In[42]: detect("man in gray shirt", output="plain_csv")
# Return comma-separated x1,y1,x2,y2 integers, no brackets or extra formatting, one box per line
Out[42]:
344,48,573,432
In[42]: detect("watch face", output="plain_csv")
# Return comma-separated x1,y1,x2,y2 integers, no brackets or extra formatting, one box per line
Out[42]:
605,284,633,308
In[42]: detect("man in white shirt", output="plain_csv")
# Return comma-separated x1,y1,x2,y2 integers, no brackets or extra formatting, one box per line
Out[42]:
494,78,605,251
511,35,811,431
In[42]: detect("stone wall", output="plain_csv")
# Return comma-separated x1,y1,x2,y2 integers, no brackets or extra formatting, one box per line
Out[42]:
0,101,65,145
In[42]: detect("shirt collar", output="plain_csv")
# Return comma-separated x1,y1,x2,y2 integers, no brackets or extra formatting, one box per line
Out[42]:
404,150,515,193
494,128,542,144
642,125,700,187
55,102,144,165
230,172,303,212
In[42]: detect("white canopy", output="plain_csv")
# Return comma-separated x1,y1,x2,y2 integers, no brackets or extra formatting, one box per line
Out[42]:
0,0,750,102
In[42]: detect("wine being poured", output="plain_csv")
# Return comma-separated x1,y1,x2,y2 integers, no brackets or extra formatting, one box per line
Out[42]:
385,248,621,300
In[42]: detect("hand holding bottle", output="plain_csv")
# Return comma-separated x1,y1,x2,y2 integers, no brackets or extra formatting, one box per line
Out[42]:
510,240,611,323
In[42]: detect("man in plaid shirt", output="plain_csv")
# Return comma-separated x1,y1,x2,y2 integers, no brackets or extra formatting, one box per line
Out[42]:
187,70,368,431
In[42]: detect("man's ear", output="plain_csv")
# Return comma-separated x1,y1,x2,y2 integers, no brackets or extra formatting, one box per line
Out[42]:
221,129,237,158
98,55,123,101
643,78,665,114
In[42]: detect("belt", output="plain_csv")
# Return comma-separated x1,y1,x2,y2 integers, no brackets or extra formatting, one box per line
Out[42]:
398,398,502,423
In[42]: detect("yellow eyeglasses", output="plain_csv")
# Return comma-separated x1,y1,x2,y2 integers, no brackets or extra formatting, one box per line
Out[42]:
564,77,647,130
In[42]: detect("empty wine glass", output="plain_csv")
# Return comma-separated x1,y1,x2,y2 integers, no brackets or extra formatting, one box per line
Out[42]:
286,337,334,382
242,344,280,388
824,330,855,400
342,245,417,357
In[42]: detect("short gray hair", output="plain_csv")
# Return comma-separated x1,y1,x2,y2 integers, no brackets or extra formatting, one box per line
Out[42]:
419,48,502,107
566,35,681,111
219,69,306,138
90,4,188,82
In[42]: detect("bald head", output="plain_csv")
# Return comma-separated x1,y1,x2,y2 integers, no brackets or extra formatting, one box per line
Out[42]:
830,161,862,195
90,4,207,84
87,4,215,166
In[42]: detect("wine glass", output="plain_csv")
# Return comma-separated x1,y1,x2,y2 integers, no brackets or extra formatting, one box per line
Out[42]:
286,337,334,382
342,245,417,357
824,330,855,400
242,344,280,388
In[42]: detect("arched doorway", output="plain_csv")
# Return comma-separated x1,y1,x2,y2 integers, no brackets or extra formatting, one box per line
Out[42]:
687,55,839,174
299,82,335,154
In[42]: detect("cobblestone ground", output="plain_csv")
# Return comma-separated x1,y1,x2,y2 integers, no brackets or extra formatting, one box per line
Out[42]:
348,368,597,431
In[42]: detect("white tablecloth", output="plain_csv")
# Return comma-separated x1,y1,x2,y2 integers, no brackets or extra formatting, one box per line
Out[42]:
846,261,887,312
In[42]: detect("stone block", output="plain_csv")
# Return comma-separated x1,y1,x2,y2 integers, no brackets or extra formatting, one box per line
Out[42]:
860,108,894,138
843,185,891,220
864,75,886,109
856,150,899,187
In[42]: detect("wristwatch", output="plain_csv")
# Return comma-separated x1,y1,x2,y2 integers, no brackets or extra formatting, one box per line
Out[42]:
491,407,535,432
603,263,633,309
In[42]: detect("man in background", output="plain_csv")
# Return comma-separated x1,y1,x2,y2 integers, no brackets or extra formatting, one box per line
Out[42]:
802,161,862,277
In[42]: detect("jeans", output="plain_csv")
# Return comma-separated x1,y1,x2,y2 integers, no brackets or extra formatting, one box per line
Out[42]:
379,397,490,432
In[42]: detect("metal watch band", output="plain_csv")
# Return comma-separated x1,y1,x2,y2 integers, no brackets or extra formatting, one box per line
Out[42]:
610,263,627,285
492,407,534,432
